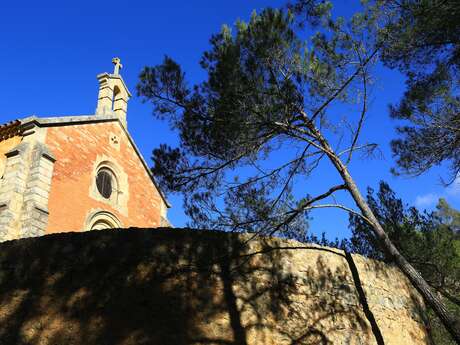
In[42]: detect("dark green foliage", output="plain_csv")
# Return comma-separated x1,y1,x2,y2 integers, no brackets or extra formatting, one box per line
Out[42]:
348,181,424,261
376,0,460,179
137,6,377,235
138,10,307,232
436,198,460,233
348,181,460,344
287,0,333,27
138,10,304,165
138,2,460,340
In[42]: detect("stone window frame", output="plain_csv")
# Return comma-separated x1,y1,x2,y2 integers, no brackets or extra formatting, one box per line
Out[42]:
84,209,122,230
89,156,128,216
96,167,118,200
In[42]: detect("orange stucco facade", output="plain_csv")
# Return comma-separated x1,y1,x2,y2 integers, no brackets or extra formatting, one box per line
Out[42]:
45,121,165,233
0,59,168,241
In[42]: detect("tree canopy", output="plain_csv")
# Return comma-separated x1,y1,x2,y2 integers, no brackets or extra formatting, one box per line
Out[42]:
347,182,460,344
138,7,379,233
375,0,460,180
137,2,460,341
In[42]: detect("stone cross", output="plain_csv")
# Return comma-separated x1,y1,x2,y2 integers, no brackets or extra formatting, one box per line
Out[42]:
112,57,123,75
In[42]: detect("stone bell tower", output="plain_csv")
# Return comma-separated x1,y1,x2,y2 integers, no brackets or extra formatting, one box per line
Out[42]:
95,57,132,127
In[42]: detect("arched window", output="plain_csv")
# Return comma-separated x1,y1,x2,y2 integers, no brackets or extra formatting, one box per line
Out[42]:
86,211,121,230
91,219,113,230
96,168,115,199
95,166,118,202
90,159,128,213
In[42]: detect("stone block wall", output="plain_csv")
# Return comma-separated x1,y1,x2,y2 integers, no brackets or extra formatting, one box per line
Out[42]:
0,228,430,345
20,142,56,237
0,140,55,241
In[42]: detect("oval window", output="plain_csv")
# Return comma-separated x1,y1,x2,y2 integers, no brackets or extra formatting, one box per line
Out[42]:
96,169,112,199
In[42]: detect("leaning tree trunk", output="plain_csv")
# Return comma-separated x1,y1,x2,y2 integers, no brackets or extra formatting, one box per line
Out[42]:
337,159,460,343
306,121,460,343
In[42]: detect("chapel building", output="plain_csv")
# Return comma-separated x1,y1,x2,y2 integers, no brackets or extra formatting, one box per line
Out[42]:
0,58,170,242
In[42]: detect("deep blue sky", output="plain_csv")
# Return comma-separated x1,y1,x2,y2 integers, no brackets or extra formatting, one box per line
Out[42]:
1,1,458,239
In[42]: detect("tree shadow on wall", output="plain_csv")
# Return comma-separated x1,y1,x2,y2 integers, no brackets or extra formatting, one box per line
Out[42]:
0,228,424,345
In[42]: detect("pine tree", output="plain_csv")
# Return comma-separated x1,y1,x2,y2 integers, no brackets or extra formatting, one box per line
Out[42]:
348,182,460,344
137,6,460,341
375,0,460,180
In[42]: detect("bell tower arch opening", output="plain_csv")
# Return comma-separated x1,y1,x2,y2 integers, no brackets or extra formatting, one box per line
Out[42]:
95,57,131,128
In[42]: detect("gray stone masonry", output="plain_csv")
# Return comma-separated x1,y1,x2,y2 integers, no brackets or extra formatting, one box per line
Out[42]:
0,142,30,241
0,141,56,241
